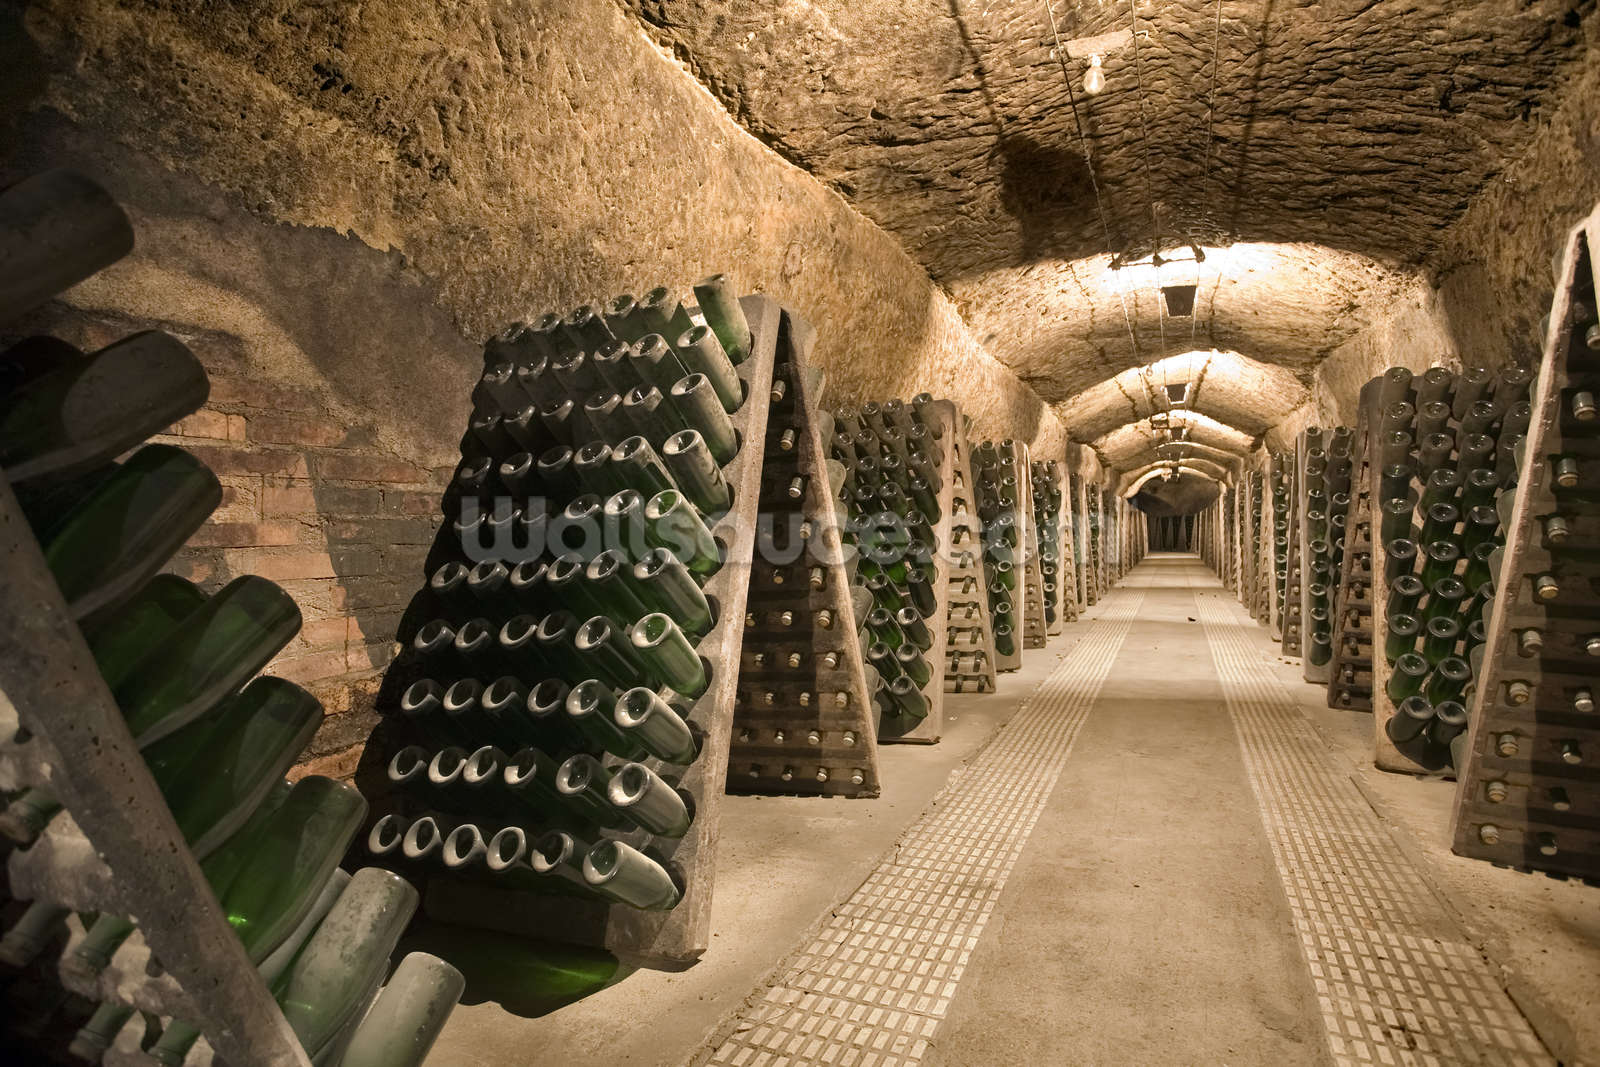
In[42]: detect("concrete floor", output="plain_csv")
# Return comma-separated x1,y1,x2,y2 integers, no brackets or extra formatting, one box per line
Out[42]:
427,554,1599,1067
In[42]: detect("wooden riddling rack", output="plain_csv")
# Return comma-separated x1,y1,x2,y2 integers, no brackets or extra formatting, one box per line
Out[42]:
1032,460,1076,633
1451,203,1600,878
1248,467,1273,623
942,414,1000,695
1017,449,1048,651
829,396,956,743
380,291,780,966
1327,382,1378,712
1297,425,1355,684
1365,355,1530,777
971,440,1029,672
1277,451,1303,657
728,309,881,794
1084,478,1103,605
0,170,341,1066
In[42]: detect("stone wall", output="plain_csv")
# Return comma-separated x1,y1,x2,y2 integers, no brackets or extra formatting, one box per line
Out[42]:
1308,25,1600,429
8,0,1074,776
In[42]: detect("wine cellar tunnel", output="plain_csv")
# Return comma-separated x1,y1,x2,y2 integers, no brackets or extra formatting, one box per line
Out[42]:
1,1,1598,1065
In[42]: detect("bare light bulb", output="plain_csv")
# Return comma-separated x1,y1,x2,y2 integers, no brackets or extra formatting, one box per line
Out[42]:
1083,54,1106,95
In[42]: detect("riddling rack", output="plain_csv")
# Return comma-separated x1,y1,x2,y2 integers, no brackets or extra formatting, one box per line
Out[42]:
1327,383,1378,712
372,284,780,966
942,413,999,695
1365,357,1530,777
1016,449,1048,651
1451,203,1600,878
831,395,956,742
729,309,882,793
1298,425,1355,683
1033,460,1075,633
0,170,453,1066
1276,452,1303,656
971,440,1028,672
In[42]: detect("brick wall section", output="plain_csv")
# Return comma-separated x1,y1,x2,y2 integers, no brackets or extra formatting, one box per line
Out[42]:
6,304,454,783
153,383,449,780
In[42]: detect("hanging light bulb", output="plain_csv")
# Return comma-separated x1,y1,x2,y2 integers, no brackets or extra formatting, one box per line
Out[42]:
1083,54,1106,95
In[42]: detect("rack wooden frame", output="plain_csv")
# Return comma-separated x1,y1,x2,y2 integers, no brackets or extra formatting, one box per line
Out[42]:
942,412,999,696
1327,382,1379,712
727,308,882,793
423,293,780,966
1450,203,1600,877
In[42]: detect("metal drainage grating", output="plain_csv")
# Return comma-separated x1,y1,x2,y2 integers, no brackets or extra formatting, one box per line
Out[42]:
699,588,1145,1067
1195,569,1551,1067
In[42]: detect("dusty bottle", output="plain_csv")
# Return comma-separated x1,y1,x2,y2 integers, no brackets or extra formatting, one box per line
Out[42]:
41,444,221,620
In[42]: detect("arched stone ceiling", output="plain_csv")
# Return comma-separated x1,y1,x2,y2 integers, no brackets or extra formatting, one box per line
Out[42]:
1056,348,1311,442
1095,412,1255,469
627,0,1588,467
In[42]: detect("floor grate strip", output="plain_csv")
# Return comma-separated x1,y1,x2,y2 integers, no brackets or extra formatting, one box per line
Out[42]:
698,587,1146,1067
1194,573,1551,1067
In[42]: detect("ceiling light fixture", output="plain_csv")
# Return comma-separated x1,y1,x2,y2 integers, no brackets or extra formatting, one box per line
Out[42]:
1083,54,1106,95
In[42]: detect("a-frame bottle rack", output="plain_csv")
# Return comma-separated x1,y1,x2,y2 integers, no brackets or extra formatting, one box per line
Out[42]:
828,396,956,743
376,287,780,966
1033,460,1075,632
1277,451,1303,657
729,309,881,793
1298,425,1355,683
1015,448,1048,651
0,170,339,1066
943,415,999,695
972,440,1027,671
1364,351,1530,777
1327,382,1379,712
1248,467,1273,623
1451,202,1600,878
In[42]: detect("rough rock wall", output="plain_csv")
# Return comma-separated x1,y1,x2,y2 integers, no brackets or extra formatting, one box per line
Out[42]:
9,0,1079,774
1308,25,1600,430
21,0,1065,457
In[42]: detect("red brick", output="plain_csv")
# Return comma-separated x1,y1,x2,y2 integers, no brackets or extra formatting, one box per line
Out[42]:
294,616,351,651
181,445,311,479
288,744,363,783
266,648,350,684
327,517,438,545
168,410,237,440
312,487,384,517
347,640,400,672
383,489,443,516
313,454,428,485
248,414,354,449
207,377,322,414
261,485,318,517
214,475,263,523
187,521,303,548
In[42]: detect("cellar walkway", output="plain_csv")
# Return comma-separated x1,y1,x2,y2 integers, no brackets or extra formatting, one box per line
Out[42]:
430,555,1598,1067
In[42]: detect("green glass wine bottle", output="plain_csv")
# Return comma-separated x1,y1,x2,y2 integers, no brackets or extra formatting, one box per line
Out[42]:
272,868,419,1060
146,676,324,857
0,331,209,485
615,688,698,763
692,274,752,365
339,952,465,1067
41,444,222,620
1385,695,1434,744
581,839,681,910
218,775,368,963
118,575,303,747
631,613,708,697
145,867,354,1066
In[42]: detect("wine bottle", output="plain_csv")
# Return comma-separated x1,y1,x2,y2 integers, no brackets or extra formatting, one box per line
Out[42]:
1386,652,1427,703
661,430,731,514
607,762,691,837
565,680,645,758
145,867,354,1066
145,675,324,857
41,444,221,620
0,899,69,968
0,170,134,323
692,275,752,365
219,776,368,962
888,676,930,719
581,839,681,910
118,575,303,747
669,374,738,464
0,331,208,486
339,952,465,1067
644,490,721,577
615,688,697,763
274,868,419,1060
631,613,708,697
67,1002,136,1062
